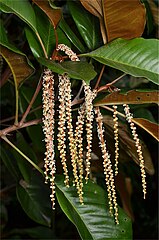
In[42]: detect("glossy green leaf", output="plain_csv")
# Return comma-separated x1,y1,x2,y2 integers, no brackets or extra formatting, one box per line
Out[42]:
25,27,44,58
55,176,132,240
94,90,159,106
16,173,51,227
0,0,37,31
59,19,86,53
83,38,159,84
25,5,71,58
0,0,48,57
68,1,101,50
25,6,52,58
37,57,97,83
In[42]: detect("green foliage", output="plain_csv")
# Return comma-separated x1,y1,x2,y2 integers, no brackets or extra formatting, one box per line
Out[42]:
83,38,159,84
0,0,158,239
56,176,132,240
0,0,37,31
16,173,52,227
38,57,97,82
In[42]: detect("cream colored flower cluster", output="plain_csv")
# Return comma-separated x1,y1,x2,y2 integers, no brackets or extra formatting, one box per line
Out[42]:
74,104,86,203
113,105,119,176
57,74,69,187
56,44,97,204
42,69,56,209
83,83,97,182
95,108,119,224
57,44,80,62
42,44,147,225
123,104,146,199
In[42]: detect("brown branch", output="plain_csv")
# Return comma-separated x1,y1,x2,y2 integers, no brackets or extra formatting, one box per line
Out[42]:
71,82,84,105
0,119,41,137
94,65,105,90
71,97,84,106
51,28,59,59
0,96,83,137
97,73,126,92
19,79,42,126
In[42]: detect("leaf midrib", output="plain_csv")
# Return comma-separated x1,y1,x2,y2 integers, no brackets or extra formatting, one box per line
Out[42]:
92,55,158,76
56,184,96,240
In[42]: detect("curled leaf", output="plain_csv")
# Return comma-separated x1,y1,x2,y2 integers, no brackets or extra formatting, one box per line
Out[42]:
32,0,62,29
80,0,146,43
0,46,34,86
94,90,159,106
83,38,159,84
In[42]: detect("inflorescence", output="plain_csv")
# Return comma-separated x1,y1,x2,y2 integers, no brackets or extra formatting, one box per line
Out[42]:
42,44,147,224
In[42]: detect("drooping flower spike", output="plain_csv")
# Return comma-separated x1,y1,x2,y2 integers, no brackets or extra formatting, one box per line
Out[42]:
113,105,119,176
42,43,146,225
42,69,56,209
95,107,119,224
123,104,146,199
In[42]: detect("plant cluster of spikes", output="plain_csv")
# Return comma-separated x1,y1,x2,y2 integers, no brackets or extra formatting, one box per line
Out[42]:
42,44,146,224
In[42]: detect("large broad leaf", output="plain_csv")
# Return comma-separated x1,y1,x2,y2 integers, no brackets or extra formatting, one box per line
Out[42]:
25,27,44,58
55,175,132,240
25,6,71,58
38,57,97,83
80,0,146,43
0,0,37,32
0,46,34,86
133,118,159,142
16,173,52,227
68,1,101,50
94,90,159,106
59,19,86,53
25,5,54,58
83,38,159,84
0,20,34,85
0,0,47,57
32,0,61,29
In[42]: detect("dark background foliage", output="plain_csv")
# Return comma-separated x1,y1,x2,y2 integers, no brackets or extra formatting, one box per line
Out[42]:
0,0,158,239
